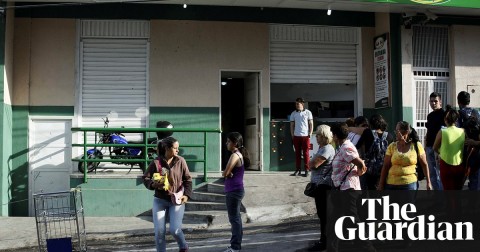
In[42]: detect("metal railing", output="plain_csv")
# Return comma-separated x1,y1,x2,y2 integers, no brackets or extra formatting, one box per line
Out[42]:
71,127,221,183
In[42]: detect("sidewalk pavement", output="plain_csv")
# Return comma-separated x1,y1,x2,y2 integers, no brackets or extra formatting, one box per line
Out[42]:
0,179,433,251
0,215,321,252
0,216,158,251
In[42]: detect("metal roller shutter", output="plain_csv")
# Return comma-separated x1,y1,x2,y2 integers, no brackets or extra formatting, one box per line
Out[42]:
80,38,148,133
270,25,359,84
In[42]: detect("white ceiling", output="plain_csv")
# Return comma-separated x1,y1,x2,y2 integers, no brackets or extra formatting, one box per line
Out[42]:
8,0,480,16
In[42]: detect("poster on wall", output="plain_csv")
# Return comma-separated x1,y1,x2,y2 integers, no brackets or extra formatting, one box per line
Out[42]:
373,33,390,109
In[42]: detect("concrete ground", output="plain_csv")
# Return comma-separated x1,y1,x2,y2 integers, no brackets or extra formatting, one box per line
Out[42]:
1,172,318,252
0,174,459,252
2,215,322,252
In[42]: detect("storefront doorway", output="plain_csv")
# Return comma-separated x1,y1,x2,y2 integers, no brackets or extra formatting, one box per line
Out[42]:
220,71,262,171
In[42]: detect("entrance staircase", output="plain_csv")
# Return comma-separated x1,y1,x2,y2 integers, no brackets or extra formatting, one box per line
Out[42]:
183,178,249,228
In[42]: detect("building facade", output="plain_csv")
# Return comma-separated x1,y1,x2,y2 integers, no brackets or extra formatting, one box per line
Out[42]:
1,1,480,216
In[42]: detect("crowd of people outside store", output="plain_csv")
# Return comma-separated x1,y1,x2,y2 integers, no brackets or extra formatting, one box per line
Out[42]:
300,90,480,251
139,91,480,252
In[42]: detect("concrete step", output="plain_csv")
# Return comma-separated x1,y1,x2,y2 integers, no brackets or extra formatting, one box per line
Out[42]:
183,210,248,227
185,201,227,211
206,182,225,194
192,191,225,202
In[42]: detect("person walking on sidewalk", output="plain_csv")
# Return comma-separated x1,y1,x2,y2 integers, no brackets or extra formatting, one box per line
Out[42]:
290,97,313,177
425,92,445,190
142,136,193,252
222,132,251,252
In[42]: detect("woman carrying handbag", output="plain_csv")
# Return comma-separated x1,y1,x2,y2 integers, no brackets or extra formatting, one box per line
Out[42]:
142,136,193,252
306,125,335,251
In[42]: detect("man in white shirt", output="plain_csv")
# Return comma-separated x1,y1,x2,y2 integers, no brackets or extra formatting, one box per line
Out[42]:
290,98,314,177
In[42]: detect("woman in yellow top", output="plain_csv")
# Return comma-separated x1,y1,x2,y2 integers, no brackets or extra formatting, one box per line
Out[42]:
433,106,465,190
378,121,432,190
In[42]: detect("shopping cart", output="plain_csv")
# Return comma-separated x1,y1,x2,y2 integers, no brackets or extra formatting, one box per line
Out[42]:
34,188,87,252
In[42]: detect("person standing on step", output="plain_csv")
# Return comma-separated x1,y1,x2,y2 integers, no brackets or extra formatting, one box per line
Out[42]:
290,97,314,177
425,92,445,190
142,136,192,252
222,132,251,252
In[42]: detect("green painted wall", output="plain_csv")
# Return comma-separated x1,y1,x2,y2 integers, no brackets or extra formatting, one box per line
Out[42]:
149,107,221,173
262,108,271,171
9,106,74,216
0,12,9,216
70,176,206,216
9,107,28,216
70,177,153,217
149,107,272,172
7,105,268,216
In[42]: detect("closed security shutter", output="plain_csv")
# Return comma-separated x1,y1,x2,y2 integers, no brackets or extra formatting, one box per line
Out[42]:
80,38,148,133
270,25,358,84
79,20,149,143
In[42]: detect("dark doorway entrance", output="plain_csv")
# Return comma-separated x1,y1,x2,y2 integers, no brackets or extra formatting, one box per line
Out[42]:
221,78,245,169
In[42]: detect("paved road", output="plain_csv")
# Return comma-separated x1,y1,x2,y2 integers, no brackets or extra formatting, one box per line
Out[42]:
8,216,322,252
91,215,321,252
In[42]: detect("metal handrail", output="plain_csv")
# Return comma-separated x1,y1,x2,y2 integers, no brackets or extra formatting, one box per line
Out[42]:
71,127,221,183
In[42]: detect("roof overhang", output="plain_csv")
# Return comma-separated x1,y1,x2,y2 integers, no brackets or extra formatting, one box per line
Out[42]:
5,0,480,17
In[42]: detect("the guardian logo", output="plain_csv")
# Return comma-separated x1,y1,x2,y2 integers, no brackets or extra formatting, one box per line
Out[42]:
335,196,473,241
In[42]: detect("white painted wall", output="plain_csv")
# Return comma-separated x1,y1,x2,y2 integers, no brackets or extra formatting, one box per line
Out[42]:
4,7,14,106
401,27,414,108
13,18,76,106
12,18,381,113
149,20,270,108
451,25,480,108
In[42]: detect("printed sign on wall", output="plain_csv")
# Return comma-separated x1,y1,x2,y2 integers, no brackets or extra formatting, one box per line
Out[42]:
374,33,390,109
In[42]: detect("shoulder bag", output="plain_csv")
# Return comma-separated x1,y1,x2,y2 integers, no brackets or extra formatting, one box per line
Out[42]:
304,182,318,197
333,165,354,190
412,142,425,181
154,159,185,205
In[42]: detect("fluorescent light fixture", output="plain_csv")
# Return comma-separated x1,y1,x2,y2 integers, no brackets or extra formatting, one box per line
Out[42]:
183,3,187,8
327,8,331,16
221,81,227,86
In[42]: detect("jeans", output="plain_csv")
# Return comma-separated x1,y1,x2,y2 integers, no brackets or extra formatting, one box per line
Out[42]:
293,136,310,171
152,197,188,252
385,181,418,190
226,189,245,250
425,147,443,190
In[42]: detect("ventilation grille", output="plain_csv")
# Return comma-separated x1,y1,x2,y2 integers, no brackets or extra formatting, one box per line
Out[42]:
413,69,449,77
270,24,359,44
81,20,150,38
413,26,449,68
